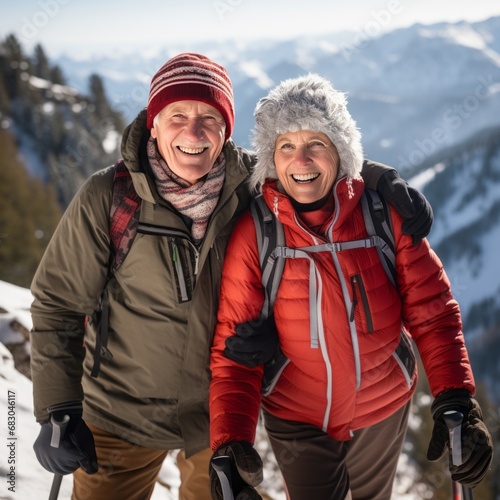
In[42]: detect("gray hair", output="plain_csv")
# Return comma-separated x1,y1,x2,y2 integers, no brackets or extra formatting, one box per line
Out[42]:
249,74,363,193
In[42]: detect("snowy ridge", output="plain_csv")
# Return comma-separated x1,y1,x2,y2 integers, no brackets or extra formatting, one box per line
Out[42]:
408,124,500,385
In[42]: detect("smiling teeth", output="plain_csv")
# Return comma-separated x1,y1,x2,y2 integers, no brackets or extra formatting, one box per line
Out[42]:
292,173,320,181
179,146,205,154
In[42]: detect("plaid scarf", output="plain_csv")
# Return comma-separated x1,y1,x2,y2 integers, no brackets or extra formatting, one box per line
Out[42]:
147,137,225,245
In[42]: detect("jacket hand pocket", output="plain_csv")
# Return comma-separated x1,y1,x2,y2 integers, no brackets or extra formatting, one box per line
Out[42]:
392,331,416,389
262,348,290,397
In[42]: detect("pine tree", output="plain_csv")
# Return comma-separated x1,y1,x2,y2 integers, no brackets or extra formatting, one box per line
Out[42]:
89,73,110,119
32,43,50,80
49,64,66,85
88,73,125,130
1,34,25,99
0,75,9,115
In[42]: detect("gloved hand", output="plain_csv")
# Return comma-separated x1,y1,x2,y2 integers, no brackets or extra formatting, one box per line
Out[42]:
377,169,433,244
34,402,99,475
224,315,279,367
210,441,263,499
427,389,493,488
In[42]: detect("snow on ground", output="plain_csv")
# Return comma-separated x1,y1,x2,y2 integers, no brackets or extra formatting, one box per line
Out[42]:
0,341,181,499
0,280,179,499
1,342,75,499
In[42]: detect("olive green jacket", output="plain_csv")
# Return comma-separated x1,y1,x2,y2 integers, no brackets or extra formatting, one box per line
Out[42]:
30,110,254,456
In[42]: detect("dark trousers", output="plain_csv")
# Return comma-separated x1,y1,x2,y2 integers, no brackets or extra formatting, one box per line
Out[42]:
264,402,411,500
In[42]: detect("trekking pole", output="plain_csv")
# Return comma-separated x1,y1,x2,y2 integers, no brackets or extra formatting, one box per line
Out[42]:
48,414,70,500
443,411,474,500
211,455,235,500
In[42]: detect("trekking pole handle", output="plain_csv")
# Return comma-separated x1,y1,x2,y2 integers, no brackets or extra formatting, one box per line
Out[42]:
50,414,70,448
443,411,474,500
48,414,70,500
443,410,463,466
211,455,235,500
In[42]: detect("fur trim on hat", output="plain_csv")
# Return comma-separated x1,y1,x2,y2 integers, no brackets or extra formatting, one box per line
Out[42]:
249,74,363,193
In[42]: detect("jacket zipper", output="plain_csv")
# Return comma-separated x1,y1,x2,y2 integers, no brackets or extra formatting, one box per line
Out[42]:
329,190,362,394
290,213,334,431
171,241,189,302
350,275,374,333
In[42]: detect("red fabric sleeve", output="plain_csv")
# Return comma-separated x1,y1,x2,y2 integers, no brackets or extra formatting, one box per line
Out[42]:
392,207,475,397
209,210,266,451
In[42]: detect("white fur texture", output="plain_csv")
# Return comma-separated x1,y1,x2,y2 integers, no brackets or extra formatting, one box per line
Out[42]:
249,74,363,193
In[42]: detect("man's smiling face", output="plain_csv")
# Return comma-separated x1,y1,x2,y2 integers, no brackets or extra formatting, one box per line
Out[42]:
150,100,226,185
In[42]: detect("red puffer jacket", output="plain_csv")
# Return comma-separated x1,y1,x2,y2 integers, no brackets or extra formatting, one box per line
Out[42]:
210,176,475,450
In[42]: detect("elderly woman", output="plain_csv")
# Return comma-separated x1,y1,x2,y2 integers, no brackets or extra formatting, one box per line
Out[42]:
208,75,492,499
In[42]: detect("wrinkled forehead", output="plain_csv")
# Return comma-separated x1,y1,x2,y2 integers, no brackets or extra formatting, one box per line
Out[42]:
159,99,225,118
275,130,334,144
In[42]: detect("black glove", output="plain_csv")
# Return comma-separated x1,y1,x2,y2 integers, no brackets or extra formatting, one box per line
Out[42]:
377,169,433,244
224,315,279,368
427,389,493,488
210,441,263,500
34,403,99,475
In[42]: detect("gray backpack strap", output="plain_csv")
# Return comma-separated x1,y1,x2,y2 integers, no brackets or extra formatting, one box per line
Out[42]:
250,195,286,319
361,190,397,286
250,195,289,396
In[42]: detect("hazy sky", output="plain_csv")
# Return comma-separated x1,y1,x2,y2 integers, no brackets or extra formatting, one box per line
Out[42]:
2,0,500,58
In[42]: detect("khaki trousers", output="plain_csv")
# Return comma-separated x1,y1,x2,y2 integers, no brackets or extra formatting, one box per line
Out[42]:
72,423,212,500
264,402,411,500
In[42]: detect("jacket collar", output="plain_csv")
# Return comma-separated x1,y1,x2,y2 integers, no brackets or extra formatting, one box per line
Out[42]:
262,175,365,231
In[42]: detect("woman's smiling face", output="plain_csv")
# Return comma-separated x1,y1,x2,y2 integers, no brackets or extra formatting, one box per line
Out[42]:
273,130,340,203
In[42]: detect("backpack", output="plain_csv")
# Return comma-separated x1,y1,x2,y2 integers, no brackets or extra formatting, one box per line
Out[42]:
109,160,142,271
250,186,397,395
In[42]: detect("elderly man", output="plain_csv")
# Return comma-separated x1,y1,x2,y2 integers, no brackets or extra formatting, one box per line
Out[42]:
30,53,432,499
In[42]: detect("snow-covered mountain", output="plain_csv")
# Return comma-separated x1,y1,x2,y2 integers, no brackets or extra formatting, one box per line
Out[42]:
56,16,500,171
409,124,500,403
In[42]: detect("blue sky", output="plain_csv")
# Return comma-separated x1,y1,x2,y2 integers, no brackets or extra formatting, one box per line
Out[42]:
2,0,500,58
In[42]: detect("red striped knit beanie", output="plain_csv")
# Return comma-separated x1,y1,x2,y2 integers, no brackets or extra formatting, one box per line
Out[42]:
147,52,235,140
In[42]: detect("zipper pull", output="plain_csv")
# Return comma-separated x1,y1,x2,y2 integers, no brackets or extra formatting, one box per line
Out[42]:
350,276,358,322
172,242,178,262
194,251,199,276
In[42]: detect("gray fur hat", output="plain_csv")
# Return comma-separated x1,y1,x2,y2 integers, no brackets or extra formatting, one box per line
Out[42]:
249,73,363,193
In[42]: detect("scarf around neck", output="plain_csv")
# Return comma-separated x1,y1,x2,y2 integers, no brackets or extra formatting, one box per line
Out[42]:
147,137,226,245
